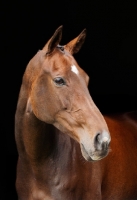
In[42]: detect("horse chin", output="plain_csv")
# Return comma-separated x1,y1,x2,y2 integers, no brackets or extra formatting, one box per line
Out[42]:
80,143,109,162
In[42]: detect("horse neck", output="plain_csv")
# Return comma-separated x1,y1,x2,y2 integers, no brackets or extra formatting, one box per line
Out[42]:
15,83,74,164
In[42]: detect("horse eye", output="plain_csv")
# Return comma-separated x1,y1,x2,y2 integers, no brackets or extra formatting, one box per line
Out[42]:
53,77,66,86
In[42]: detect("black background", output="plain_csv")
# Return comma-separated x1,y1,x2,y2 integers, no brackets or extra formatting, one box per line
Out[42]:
4,1,137,199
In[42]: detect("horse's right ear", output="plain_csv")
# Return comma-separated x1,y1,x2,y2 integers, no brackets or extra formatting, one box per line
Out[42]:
43,25,63,54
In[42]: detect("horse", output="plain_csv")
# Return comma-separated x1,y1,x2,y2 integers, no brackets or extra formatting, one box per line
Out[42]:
15,26,137,200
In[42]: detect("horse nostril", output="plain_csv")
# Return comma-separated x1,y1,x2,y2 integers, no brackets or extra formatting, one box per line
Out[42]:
94,132,110,150
95,133,100,142
94,133,101,146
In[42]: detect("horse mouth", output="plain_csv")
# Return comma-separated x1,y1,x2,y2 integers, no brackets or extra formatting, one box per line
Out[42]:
80,143,110,162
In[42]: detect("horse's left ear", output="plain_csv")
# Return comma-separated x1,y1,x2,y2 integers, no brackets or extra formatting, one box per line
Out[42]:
43,25,63,54
65,29,86,54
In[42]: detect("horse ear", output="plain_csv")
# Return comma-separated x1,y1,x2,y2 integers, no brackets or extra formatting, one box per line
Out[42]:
65,29,86,54
43,25,63,54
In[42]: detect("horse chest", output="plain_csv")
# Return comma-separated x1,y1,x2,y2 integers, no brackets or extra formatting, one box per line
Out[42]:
29,155,102,200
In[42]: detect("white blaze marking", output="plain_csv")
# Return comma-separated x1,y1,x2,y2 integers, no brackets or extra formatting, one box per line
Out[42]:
71,65,79,75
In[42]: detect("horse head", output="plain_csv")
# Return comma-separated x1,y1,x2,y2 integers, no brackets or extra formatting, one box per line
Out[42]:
25,25,111,161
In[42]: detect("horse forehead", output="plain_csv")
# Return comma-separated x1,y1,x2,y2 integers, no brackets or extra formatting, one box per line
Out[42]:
50,53,80,73
41,50,86,78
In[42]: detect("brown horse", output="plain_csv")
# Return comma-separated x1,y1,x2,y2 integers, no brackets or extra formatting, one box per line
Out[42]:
15,26,137,200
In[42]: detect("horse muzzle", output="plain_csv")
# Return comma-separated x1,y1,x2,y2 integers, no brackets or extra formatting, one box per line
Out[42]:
80,131,111,161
